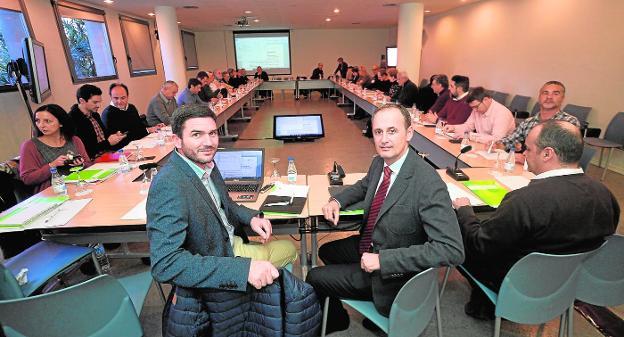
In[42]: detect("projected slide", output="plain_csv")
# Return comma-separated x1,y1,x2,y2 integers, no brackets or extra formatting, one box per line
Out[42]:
234,31,291,75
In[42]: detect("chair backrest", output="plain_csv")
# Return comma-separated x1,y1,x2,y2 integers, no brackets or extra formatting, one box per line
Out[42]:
579,145,596,172
603,112,624,145
563,104,591,123
388,268,439,337
508,95,530,113
491,92,509,106
419,78,429,88
496,250,595,324
0,274,143,337
0,264,23,300
576,235,624,306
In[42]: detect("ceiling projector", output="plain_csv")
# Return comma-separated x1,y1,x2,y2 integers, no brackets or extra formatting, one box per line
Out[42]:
236,16,250,27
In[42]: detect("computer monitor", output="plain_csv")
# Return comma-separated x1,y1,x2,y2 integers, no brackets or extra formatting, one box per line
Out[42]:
213,148,264,181
22,37,51,104
273,114,325,141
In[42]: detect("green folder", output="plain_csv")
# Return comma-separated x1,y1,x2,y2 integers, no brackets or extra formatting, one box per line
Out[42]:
64,168,117,183
0,195,69,228
462,180,508,208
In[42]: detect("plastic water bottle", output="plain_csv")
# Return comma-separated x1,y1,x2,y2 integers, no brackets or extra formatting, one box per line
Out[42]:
435,120,443,135
93,243,111,273
50,167,67,195
461,131,470,150
287,157,297,184
118,150,130,173
504,149,516,173
156,128,165,146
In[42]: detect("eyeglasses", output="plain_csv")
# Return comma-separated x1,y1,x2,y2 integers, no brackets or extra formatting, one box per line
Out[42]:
469,101,483,110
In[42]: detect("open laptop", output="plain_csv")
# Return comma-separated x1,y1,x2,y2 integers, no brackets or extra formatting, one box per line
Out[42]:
213,148,264,202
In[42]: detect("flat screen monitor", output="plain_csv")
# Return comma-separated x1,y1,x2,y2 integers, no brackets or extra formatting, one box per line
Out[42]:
386,47,397,67
213,148,264,181
273,114,325,141
22,37,51,104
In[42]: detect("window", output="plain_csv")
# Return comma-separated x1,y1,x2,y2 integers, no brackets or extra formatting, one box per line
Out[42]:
181,30,198,70
53,1,117,83
0,0,31,90
119,15,156,77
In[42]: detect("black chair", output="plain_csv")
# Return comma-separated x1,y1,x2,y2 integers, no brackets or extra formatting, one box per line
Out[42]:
508,95,531,119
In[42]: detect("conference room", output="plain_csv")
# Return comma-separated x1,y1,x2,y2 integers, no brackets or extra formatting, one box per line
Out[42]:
0,0,622,336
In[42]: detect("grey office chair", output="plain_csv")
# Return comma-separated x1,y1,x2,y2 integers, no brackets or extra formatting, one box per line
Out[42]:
579,145,596,172
507,95,531,118
563,104,592,125
491,92,509,106
530,102,541,117
584,112,624,180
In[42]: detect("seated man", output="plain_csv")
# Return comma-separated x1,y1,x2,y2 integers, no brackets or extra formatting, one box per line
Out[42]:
238,68,249,86
177,78,204,106
147,104,297,290
307,62,327,98
426,74,451,116
197,71,219,103
427,75,472,125
453,120,619,320
146,80,178,126
391,71,419,108
102,83,162,150
306,104,464,334
444,87,515,144
69,84,126,159
499,81,580,163
417,75,438,112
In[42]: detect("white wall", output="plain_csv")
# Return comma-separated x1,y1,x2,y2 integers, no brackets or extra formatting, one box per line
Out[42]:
420,0,624,173
0,0,165,160
194,28,395,77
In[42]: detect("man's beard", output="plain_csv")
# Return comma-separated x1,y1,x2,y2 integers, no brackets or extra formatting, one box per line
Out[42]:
180,142,215,165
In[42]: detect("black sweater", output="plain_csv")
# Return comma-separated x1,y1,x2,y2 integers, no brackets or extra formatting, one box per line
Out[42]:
69,104,111,160
101,104,148,150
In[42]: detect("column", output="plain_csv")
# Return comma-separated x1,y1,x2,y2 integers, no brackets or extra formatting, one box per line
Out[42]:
397,2,425,82
155,6,186,88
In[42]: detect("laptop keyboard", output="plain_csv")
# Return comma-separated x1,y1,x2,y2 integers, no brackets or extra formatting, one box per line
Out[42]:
227,184,260,193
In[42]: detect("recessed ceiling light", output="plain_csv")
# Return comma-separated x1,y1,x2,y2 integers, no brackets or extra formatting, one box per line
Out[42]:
333,8,340,13
177,21,181,24
253,19,260,23
425,10,431,13
244,10,252,14
147,12,155,16
325,18,331,22
103,0,114,4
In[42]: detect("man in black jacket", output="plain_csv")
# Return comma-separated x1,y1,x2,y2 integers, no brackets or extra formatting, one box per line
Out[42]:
452,120,620,320
392,71,419,108
333,57,348,78
69,84,126,159
102,83,162,150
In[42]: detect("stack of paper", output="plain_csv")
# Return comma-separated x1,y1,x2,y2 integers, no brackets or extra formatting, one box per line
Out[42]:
0,196,68,229
445,183,485,206
462,180,509,208
64,168,117,183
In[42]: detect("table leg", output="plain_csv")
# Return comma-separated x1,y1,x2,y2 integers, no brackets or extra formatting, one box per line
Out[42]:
311,217,318,268
230,106,251,122
218,120,238,141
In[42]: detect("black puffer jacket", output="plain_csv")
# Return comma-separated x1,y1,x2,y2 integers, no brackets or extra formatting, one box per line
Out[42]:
163,269,321,337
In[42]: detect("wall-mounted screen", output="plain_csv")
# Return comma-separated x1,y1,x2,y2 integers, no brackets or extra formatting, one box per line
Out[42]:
234,30,291,75
386,46,397,67
22,37,51,104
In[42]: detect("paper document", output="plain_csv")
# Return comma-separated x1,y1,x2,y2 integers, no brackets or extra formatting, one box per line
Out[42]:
495,175,531,191
28,198,92,229
445,183,484,206
127,139,158,149
0,196,68,228
121,198,147,220
270,182,309,198
462,180,509,208
476,149,509,161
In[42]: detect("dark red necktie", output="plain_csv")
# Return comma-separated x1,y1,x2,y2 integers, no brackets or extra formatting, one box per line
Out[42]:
359,166,392,255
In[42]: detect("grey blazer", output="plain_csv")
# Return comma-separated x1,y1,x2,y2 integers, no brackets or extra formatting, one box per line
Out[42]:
335,148,464,312
147,151,259,292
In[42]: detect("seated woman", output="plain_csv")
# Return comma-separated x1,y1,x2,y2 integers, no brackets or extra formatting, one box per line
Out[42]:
19,104,92,193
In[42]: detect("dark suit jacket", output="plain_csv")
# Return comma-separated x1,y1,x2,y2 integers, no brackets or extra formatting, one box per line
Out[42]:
393,80,419,108
254,71,269,81
334,62,348,78
69,104,111,160
147,151,259,292
101,104,148,150
334,148,464,312
311,68,324,79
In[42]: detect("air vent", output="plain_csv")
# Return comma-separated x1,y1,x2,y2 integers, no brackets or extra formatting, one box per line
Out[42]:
382,3,398,7
351,22,361,25
183,5,199,9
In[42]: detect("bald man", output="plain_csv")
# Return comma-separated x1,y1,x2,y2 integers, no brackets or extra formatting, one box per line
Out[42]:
147,80,179,126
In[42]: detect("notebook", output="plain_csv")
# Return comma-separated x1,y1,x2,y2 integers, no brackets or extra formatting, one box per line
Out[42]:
213,148,264,202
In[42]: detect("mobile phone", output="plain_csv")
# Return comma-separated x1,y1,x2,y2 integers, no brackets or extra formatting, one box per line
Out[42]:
449,138,462,144
260,183,274,193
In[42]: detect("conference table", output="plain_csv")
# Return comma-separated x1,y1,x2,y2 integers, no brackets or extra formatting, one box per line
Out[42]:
256,78,335,100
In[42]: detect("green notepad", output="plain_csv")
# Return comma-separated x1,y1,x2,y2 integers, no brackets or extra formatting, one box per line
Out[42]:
462,180,508,208
0,195,69,228
64,168,117,183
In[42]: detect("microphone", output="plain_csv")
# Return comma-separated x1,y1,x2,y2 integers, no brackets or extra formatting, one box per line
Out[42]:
138,162,157,171
446,145,472,181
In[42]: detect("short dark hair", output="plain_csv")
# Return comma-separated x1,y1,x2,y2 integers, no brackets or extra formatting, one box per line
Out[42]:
187,78,201,89
109,82,128,96
34,104,75,141
451,75,470,92
373,103,411,129
542,80,566,94
76,84,102,103
432,74,449,89
466,87,491,103
197,71,209,80
172,104,217,137
535,120,583,164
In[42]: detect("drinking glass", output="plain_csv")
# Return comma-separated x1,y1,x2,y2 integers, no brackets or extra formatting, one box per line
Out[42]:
270,158,281,182
71,166,93,196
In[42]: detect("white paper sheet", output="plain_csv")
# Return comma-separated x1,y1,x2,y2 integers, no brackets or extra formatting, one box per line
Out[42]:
28,198,92,229
121,198,147,220
495,175,531,191
476,149,509,161
271,182,309,198
445,182,485,206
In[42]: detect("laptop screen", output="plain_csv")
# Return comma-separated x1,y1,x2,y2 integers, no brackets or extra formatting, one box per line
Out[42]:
214,149,264,180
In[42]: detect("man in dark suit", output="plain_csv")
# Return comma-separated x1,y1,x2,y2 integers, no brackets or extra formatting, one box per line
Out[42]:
308,63,328,98
306,104,465,334
147,105,296,297
69,84,126,159
333,57,348,78
453,120,619,320
392,71,419,108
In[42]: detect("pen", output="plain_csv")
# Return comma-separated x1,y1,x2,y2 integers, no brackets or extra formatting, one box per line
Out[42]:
44,207,62,224
487,141,495,154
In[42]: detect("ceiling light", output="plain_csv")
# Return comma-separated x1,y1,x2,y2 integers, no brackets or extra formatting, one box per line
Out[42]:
425,10,431,13
325,18,331,22
103,0,114,4
333,8,340,13
244,10,252,14
177,21,181,24
148,12,155,16
253,19,260,23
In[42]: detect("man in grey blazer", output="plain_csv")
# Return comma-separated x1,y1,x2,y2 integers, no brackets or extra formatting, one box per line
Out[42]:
147,105,288,294
306,104,465,334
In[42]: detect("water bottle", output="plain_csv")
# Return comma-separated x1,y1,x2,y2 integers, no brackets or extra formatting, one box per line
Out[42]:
118,150,130,173
461,131,470,150
287,157,297,184
504,149,516,173
435,120,443,135
156,128,165,146
93,243,111,273
50,167,67,195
